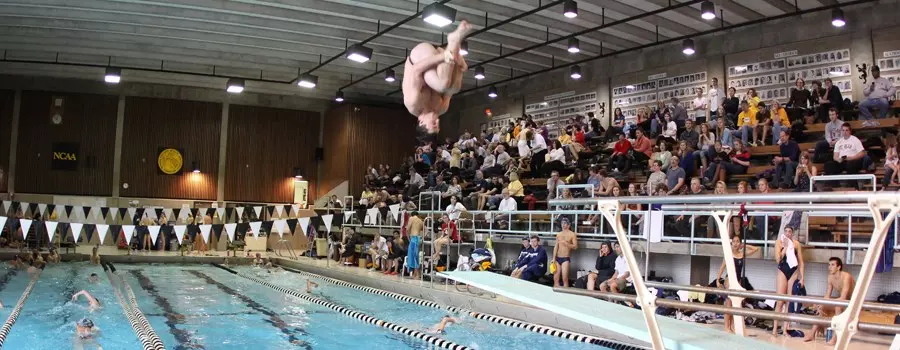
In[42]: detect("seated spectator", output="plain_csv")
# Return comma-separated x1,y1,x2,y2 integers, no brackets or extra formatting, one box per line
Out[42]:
586,242,616,291
860,65,897,127
404,168,425,200
694,123,716,170
480,145,496,171
632,129,652,167
657,112,678,145
666,156,686,195
715,116,734,149
359,186,376,207
541,140,566,177
763,101,788,146
679,119,699,150
651,141,672,172
476,175,502,210
607,132,632,173
513,237,529,267
674,140,696,177
773,130,800,189
497,189,517,212
645,160,666,195
445,195,466,223
463,170,488,209
599,242,632,293
609,107,626,137
593,169,619,197
787,78,812,109
443,176,462,199
526,130,549,177
486,177,510,210
488,145,512,178
814,108,844,163
815,78,843,123
367,233,389,272
884,136,899,187
507,172,524,198
546,170,566,200
731,100,758,146
645,101,668,136
573,125,586,146
439,213,459,242
794,151,818,192
824,123,866,182
510,235,547,282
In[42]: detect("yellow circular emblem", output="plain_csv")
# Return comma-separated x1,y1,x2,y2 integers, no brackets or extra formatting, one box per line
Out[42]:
158,148,183,175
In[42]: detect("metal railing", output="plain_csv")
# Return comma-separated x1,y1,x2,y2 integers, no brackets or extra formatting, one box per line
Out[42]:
810,174,878,192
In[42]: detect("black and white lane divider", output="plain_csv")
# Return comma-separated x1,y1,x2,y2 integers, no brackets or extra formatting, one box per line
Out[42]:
0,270,41,348
279,266,645,349
102,262,165,350
212,263,470,350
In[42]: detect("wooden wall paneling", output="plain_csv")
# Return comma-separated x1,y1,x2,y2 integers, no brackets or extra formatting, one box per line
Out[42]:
15,91,118,196
0,90,13,193
120,97,222,200
320,105,350,195
225,104,320,203
347,104,418,196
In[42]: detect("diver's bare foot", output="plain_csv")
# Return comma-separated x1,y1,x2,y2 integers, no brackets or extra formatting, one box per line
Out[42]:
447,20,474,50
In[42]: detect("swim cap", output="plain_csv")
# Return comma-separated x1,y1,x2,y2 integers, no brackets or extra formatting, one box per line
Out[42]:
77,318,94,328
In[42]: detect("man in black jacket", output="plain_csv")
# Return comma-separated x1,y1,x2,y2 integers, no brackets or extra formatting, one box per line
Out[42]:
586,242,617,291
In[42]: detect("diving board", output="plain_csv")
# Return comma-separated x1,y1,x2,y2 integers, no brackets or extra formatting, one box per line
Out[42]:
438,271,785,350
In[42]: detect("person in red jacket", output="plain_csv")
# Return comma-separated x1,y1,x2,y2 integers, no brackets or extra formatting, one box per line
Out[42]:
608,132,633,173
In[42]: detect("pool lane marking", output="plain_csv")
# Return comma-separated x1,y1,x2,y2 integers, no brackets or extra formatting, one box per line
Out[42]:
212,264,470,350
100,263,165,350
0,269,41,348
278,266,644,349
185,270,312,350
129,270,204,350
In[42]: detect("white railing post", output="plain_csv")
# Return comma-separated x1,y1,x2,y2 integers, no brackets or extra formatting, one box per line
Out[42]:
710,211,746,336
596,199,664,350
831,197,900,349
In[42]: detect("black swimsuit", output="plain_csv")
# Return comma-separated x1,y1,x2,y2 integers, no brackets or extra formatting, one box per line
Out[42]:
778,248,798,278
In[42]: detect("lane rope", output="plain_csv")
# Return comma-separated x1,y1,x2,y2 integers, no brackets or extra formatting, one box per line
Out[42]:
0,270,41,348
102,262,165,350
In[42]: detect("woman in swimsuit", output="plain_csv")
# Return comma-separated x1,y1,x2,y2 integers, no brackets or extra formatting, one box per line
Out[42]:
715,235,759,333
772,226,804,336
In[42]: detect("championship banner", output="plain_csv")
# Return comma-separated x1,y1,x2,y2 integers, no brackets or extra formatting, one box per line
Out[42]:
51,142,79,171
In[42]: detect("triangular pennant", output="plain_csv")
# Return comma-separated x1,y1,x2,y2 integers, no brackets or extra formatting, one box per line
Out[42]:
93,207,103,220
44,221,58,242
225,207,235,221
163,208,173,221
274,205,284,217
212,224,224,241
284,205,292,217
216,208,225,221
80,206,89,219
111,225,122,244
253,206,264,219
47,204,57,217
0,216,6,235
204,208,214,218
116,208,127,221
266,206,275,217
96,224,110,244
291,204,300,216
249,221,262,239
321,214,333,234
199,224,212,244
286,218,298,234
389,204,401,221
174,208,184,219
20,202,30,215
237,207,246,220
343,211,352,223
144,208,156,220
298,217,310,236
84,224,95,242
148,225,161,245
19,219,33,240
101,207,111,220
224,223,237,242
2,201,10,213
174,225,186,244
70,223,84,242
37,203,47,216
127,207,137,221
64,205,74,218
190,208,199,218
270,219,282,237
366,207,379,224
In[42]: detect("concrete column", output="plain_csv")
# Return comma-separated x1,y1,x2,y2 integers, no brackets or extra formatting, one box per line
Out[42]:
690,255,711,286
7,89,21,195
216,102,229,203
111,94,126,197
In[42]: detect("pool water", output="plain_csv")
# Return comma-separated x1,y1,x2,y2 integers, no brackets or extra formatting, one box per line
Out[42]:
0,263,615,349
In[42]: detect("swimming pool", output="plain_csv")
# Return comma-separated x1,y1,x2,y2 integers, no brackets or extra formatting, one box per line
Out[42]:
0,263,620,349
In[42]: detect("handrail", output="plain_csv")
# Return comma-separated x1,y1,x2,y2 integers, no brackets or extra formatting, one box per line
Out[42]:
556,184,595,199
810,174,878,193
549,192,893,206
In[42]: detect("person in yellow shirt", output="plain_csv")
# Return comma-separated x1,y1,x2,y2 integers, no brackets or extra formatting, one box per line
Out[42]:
762,100,788,146
507,172,525,197
745,88,761,109
730,100,758,147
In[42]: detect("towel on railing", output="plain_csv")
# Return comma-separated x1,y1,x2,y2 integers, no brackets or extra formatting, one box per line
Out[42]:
780,233,799,269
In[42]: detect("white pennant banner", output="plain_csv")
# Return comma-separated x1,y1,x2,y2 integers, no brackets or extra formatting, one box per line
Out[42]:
20,203,30,215
44,221,58,242
253,206,263,219
274,205,284,218
122,225,135,245
291,205,300,216
178,207,189,219
96,224,110,245
163,208,173,221
94,207,103,220
148,226,161,245
109,208,118,220
389,204,401,221
174,225,186,244
74,206,84,220
224,223,237,242
127,208,137,221
321,214,333,234
274,219,286,238
343,211,352,223
199,224,212,244
236,207,245,220
2,201,10,213
298,217,310,236
249,221,262,239
37,203,47,216
147,208,157,220
366,208,379,224
0,216,6,236
70,223,83,242
216,208,225,221
19,219,33,240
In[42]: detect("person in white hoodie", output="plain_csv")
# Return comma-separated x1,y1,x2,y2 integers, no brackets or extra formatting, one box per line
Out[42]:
860,65,897,127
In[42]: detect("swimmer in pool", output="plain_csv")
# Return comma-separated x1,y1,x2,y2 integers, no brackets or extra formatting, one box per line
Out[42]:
88,273,100,284
427,315,458,335
74,318,102,350
90,246,100,265
306,279,318,293
27,261,45,275
253,253,264,266
72,290,102,312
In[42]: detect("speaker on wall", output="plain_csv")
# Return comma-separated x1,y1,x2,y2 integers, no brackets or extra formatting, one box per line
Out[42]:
315,147,324,161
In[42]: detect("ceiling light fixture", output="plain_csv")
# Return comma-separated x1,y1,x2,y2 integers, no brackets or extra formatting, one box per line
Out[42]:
225,78,244,93
459,40,469,56
570,65,582,80
563,1,578,18
700,1,716,20
335,90,344,102
831,8,845,27
192,161,200,174
293,167,303,179
385,68,396,83
488,85,498,98
568,38,580,53
474,66,485,80
422,2,457,27
345,44,373,63
297,73,318,88
104,67,121,84
682,38,696,55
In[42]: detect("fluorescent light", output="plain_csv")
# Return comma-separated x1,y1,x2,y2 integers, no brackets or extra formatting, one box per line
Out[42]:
297,73,318,88
488,85,498,98
335,90,344,102
422,3,457,27
345,44,373,63
570,65,582,80
474,66,485,80
385,68,396,83
104,67,121,84
682,38,695,55
831,8,845,27
700,1,716,20
568,38,580,54
459,40,468,56
563,1,578,18
226,78,244,93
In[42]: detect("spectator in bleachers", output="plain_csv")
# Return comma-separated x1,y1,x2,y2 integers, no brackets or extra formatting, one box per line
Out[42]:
511,235,547,282
674,140,696,177
658,112,678,145
884,135,899,187
476,175,502,210
824,123,866,182
700,140,726,187
608,132,633,173
773,130,800,189
610,108,626,137
651,142,672,172
721,140,751,184
680,119,699,150
668,177,705,237
602,242,633,294
695,123,716,170
630,129,651,167
709,78,723,122
403,168,425,201
691,87,708,124
547,170,566,200
671,97,688,130
484,144,510,178
462,170,487,209
645,101,667,137
486,177,510,210
763,101,789,146
721,87,740,128
586,242,616,291
793,151,817,192
527,130,549,177
445,195,465,222
745,88,761,108
716,116,734,148
814,108,844,163
493,189,517,229
480,145,496,171
444,176,462,199
573,125,586,146
592,169,619,197
816,78,843,123
541,140,566,177
731,100,758,147
788,78,812,109
645,160,666,195
666,156,686,195
860,65,897,127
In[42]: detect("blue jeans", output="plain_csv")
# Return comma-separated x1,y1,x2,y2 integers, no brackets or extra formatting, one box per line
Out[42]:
774,160,797,188
650,119,659,135
771,123,783,145
859,98,890,120
730,125,753,146
721,128,733,146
